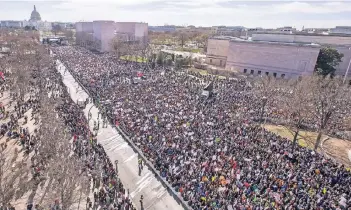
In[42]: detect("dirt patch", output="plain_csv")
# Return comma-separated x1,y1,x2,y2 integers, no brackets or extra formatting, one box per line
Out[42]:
323,138,351,166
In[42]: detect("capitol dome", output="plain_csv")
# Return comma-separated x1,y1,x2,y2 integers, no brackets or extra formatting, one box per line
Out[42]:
29,5,41,21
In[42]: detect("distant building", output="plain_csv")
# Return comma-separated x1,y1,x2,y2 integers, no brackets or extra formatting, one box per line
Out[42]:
206,36,321,78
252,33,351,77
226,39,320,78
149,25,176,32
330,26,351,35
211,26,245,37
302,28,330,34
23,5,52,31
206,37,320,78
176,26,212,34
51,22,75,30
0,20,24,28
76,21,148,52
29,5,41,21
276,26,296,33
206,33,351,79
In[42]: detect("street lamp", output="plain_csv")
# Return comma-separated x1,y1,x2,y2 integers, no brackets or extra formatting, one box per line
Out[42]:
260,96,268,123
343,47,351,84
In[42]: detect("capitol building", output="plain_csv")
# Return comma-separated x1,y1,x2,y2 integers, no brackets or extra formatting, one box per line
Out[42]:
0,5,52,31
23,5,52,31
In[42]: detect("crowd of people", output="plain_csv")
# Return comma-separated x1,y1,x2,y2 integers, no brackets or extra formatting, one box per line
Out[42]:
53,46,351,209
0,54,135,210
43,64,137,209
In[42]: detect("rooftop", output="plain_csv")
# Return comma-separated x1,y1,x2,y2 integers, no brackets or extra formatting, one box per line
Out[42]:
210,36,321,48
254,31,351,37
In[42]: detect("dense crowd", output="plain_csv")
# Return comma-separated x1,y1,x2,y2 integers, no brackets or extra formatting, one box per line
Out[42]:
53,46,351,209
0,58,135,210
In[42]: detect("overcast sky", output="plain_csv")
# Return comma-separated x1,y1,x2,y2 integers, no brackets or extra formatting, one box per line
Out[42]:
1,0,351,29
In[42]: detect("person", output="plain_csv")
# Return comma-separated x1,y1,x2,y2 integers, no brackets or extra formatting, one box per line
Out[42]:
138,158,143,170
140,195,144,208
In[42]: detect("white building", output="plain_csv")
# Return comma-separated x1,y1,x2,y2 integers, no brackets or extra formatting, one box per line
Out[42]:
330,26,351,35
0,20,24,28
76,21,148,52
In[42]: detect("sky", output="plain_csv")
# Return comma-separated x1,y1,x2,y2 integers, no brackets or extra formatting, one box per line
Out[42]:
0,0,351,29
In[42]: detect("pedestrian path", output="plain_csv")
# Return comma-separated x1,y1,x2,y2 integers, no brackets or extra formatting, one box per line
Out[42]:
56,61,184,210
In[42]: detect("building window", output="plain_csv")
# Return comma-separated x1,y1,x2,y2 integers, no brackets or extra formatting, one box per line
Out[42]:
258,71,262,75
273,73,277,78
220,60,222,66
244,69,247,73
210,59,212,64
265,72,269,76
281,74,286,78
250,70,254,74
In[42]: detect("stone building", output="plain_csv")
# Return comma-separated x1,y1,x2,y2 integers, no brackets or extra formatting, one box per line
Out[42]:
252,33,351,77
76,21,148,52
206,36,321,78
23,5,52,31
226,40,320,78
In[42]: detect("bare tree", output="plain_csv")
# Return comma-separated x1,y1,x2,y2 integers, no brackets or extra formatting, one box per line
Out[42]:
178,33,188,48
278,77,314,150
253,76,282,123
0,142,29,207
310,76,351,150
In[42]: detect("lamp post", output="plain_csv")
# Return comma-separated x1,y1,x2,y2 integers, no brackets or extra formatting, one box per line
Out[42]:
260,96,268,123
87,104,94,123
343,47,351,84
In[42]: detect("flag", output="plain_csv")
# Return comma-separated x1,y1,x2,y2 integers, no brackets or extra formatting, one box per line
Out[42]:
0,72,4,80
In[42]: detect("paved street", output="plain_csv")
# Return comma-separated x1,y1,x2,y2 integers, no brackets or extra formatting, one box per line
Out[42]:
56,61,184,210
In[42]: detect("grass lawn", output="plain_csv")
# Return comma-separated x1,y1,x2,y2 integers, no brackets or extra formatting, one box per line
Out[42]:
263,124,323,149
176,47,201,53
120,55,147,63
264,124,351,166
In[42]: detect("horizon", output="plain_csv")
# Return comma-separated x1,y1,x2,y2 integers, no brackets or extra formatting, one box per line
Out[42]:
0,0,351,29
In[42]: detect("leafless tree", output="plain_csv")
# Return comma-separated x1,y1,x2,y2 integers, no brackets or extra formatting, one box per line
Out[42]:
309,76,351,150
0,142,30,207
278,77,315,150
178,33,188,48
253,76,282,123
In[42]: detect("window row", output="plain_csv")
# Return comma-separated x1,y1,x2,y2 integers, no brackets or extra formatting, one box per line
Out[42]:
243,69,286,78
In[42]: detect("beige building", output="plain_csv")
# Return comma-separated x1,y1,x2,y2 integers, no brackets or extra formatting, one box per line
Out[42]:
252,33,351,77
205,38,230,67
226,40,320,78
206,37,321,78
76,21,148,52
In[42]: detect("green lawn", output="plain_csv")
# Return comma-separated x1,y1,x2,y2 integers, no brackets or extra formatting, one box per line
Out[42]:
120,55,147,63
263,124,327,149
176,47,201,53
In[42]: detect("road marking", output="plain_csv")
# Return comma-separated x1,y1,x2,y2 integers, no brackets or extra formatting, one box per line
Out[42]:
136,172,152,185
156,189,167,199
113,142,128,151
99,134,120,143
131,176,153,198
107,142,125,151
123,153,137,163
